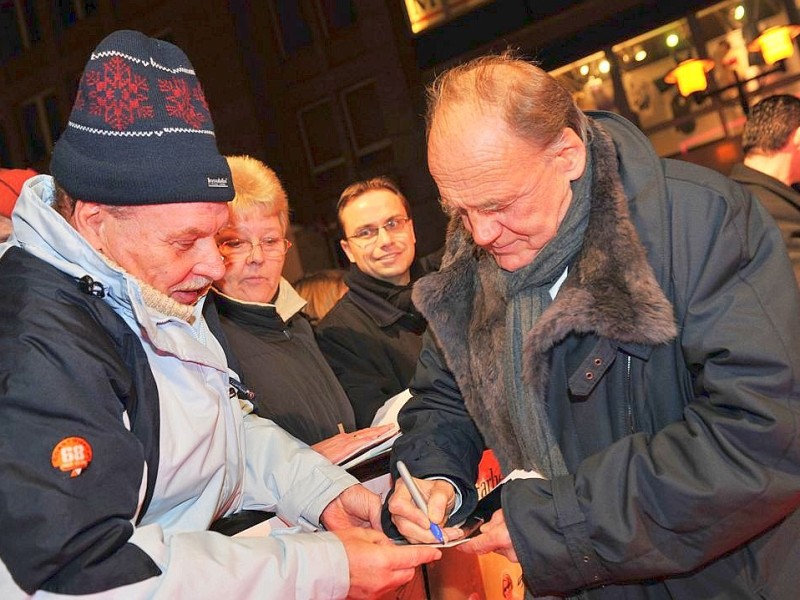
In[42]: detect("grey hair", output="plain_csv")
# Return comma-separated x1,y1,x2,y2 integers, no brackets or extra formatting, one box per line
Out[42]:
426,49,589,152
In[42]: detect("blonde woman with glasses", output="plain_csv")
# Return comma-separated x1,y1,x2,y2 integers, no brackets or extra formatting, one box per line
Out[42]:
211,156,394,462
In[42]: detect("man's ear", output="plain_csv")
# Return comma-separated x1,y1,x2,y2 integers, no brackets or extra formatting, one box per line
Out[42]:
555,127,588,181
70,201,107,251
340,239,356,263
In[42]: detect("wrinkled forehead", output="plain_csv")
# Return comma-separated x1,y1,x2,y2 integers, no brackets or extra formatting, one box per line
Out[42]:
429,107,517,174
430,96,499,140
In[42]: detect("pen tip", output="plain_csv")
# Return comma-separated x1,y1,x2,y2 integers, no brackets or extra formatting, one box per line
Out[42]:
430,523,445,544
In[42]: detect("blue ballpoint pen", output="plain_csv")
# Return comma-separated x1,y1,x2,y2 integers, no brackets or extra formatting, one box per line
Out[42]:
396,460,446,544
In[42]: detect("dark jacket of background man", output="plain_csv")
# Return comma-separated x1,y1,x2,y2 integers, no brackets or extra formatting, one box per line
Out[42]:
730,163,800,285
317,263,427,428
729,94,800,287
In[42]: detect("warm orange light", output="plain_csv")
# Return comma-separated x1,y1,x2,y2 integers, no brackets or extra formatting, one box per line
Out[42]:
748,25,800,65
664,58,715,96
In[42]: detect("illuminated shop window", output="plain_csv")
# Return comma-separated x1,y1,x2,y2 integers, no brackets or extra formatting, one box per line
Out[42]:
550,51,618,114
402,0,493,35
611,20,704,131
695,0,799,135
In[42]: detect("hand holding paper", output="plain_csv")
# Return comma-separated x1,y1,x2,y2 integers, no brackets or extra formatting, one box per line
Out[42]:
456,507,518,562
454,468,543,559
332,527,441,598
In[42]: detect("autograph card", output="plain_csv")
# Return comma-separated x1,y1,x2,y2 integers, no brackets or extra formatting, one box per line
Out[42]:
392,514,485,548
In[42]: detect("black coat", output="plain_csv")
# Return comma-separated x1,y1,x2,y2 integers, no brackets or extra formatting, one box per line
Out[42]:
0,247,163,593
729,162,800,287
211,289,355,444
316,266,426,428
388,113,800,599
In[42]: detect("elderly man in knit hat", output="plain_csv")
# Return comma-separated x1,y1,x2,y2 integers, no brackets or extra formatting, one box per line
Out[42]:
0,30,438,598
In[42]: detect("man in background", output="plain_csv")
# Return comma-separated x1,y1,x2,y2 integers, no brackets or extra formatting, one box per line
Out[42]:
317,176,429,427
730,94,800,285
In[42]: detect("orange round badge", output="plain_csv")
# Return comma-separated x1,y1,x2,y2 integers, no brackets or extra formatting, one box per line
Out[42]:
51,437,93,478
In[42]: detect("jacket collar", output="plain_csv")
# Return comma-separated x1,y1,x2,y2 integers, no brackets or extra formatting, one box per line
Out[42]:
730,163,800,212
8,175,128,301
212,278,307,332
345,265,422,329
414,118,677,358
8,175,223,368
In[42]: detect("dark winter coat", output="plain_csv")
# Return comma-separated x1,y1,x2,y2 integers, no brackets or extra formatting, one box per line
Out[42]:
730,162,800,286
316,265,426,428
0,247,242,594
211,288,356,444
389,112,800,599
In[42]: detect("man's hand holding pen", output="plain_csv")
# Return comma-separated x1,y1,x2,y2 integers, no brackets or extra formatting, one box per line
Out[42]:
388,462,465,545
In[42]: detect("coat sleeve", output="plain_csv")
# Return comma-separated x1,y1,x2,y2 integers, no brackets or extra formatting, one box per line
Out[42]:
503,180,800,594
0,293,351,599
239,412,361,525
122,416,357,600
381,332,485,535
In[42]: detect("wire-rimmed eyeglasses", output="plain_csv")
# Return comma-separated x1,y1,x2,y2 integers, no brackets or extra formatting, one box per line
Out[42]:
346,216,411,246
218,236,292,259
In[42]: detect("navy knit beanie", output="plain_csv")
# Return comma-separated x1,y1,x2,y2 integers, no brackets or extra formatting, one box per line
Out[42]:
50,30,233,205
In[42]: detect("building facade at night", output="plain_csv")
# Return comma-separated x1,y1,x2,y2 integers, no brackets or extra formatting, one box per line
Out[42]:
3,0,800,272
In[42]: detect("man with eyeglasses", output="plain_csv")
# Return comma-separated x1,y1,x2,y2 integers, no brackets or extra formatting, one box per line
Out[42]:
317,176,431,428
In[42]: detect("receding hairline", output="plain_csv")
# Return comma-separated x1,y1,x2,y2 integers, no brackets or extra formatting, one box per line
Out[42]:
426,53,539,127
426,50,589,152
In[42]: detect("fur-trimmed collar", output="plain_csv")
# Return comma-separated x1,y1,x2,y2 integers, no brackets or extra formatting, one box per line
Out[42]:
413,120,677,471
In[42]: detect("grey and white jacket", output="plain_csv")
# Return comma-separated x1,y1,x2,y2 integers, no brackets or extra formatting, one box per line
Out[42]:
0,175,357,599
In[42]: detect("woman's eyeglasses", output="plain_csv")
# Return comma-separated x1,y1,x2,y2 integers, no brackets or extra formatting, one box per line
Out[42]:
218,237,292,258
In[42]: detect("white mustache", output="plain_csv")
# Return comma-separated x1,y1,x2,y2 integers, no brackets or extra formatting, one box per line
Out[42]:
172,278,213,293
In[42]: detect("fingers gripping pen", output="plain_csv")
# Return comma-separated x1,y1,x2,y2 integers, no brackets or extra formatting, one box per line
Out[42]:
396,460,446,544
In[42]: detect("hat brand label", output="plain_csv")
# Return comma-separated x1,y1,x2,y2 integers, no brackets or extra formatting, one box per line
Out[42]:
207,177,229,188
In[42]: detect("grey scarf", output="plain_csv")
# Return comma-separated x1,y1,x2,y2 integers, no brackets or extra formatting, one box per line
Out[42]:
477,139,593,478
